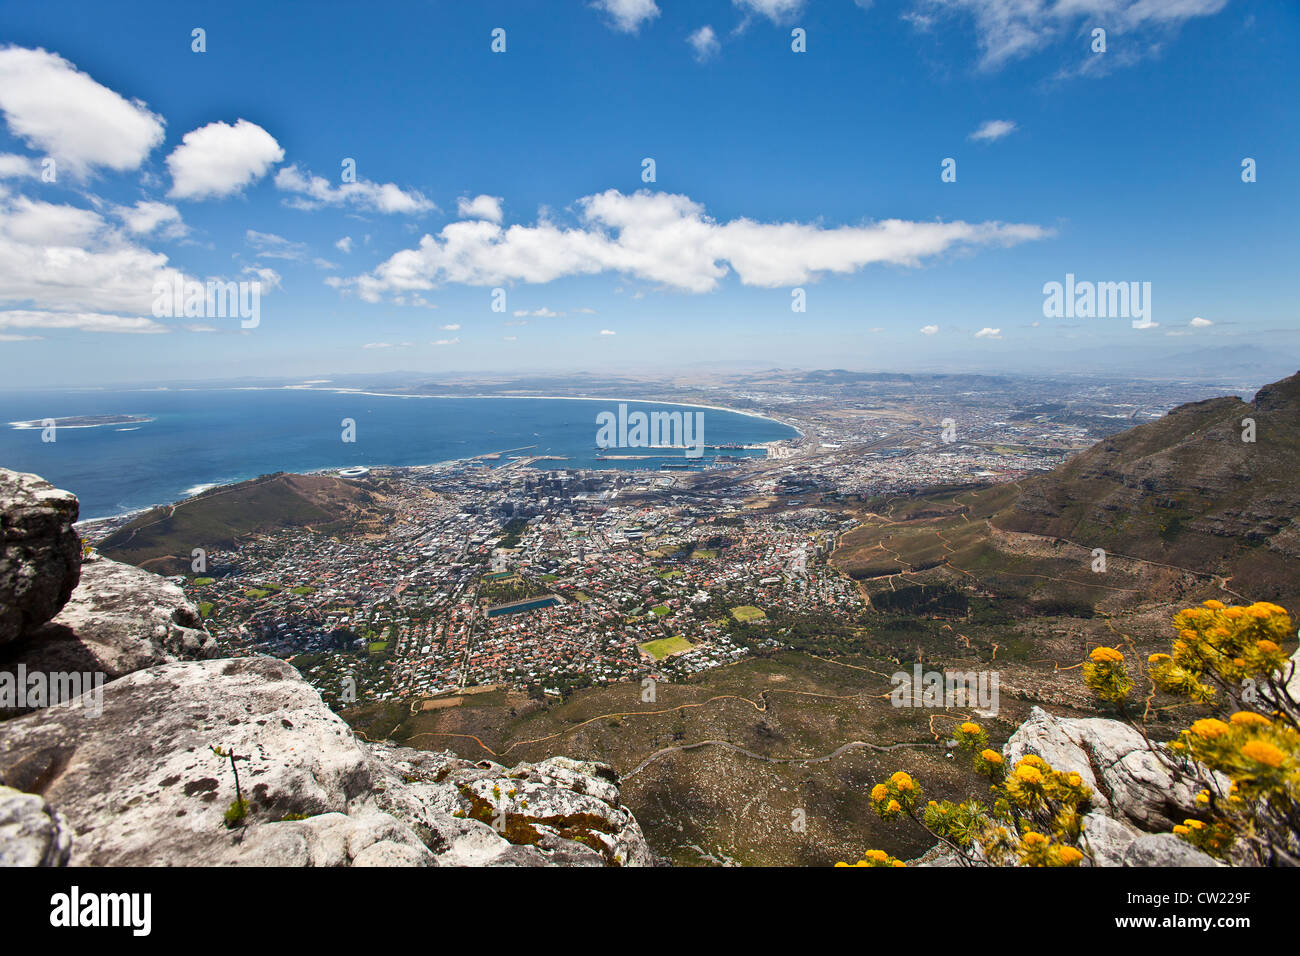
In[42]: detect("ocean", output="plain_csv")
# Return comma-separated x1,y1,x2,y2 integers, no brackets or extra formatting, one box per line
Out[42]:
0,387,799,520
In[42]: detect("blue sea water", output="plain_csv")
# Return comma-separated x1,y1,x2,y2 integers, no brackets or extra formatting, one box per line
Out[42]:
0,388,798,520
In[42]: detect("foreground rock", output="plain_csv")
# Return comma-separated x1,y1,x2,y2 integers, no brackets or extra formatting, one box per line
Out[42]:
0,469,80,647
0,656,653,866
3,551,218,681
1008,706,1220,867
0,785,72,866
915,706,1223,867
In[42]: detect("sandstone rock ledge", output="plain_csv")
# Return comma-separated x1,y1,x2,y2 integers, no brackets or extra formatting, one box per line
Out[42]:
918,706,1223,867
0,468,81,647
0,656,655,867
6,551,219,680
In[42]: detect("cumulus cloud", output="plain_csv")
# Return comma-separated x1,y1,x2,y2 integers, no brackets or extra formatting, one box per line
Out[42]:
974,326,1002,339
0,192,194,323
339,189,1049,302
920,324,939,335
592,0,660,33
114,200,184,238
335,236,353,253
457,194,503,223
275,163,435,215
1189,316,1213,327
166,119,283,200
688,26,721,61
912,0,1229,72
969,119,1017,142
0,46,165,176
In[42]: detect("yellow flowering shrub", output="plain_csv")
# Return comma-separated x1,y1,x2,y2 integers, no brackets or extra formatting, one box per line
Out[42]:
845,601,1297,868
1082,646,1133,704
1085,600,1298,866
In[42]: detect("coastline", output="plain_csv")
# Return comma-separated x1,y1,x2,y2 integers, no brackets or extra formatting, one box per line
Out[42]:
64,389,801,526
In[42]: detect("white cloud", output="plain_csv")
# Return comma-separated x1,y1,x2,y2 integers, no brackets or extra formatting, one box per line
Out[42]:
457,194,503,223
0,192,193,318
432,337,460,346
1133,318,1159,330
593,0,660,33
114,200,184,238
915,0,1229,72
166,119,283,200
275,164,435,215
503,335,518,341
241,265,282,292
341,189,1049,301
600,329,616,335
920,324,939,335
0,153,38,179
0,46,164,176
969,119,1017,142
513,307,560,318
0,332,43,341
0,310,168,334
733,0,805,24
362,341,414,349
439,323,461,331
335,236,353,254
246,230,307,261
974,326,1002,339
1189,316,1213,327
688,26,721,61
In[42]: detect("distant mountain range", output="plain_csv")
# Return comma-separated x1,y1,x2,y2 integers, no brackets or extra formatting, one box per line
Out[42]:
835,370,1300,623
999,370,1300,605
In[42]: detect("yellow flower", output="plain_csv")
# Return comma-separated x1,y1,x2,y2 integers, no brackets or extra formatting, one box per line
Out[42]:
980,749,1003,764
1256,639,1281,653
1015,765,1044,785
1202,599,1225,610
1229,711,1270,728
1240,740,1286,768
1089,646,1124,663
1021,831,1047,846
886,799,901,813
834,861,849,867
1183,819,1206,831
1189,718,1231,739
1066,772,1083,787
864,849,888,862
1173,825,1190,835
959,722,981,735
889,771,914,788
1148,653,1172,664
871,784,888,802
1058,846,1084,864
891,860,906,867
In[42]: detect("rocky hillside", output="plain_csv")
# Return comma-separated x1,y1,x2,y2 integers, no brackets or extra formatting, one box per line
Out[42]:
998,371,1300,606
0,467,654,867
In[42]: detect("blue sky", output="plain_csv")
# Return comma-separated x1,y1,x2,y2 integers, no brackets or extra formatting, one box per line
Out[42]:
0,0,1296,387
